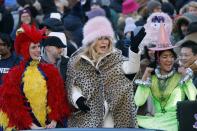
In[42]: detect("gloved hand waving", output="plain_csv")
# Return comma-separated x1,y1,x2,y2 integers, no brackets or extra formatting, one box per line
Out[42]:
130,26,146,53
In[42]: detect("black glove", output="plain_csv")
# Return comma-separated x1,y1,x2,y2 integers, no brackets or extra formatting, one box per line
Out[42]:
76,97,90,113
130,26,146,53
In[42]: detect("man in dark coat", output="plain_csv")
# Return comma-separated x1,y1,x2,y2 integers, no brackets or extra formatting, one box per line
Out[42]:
41,32,68,81
0,32,20,84
0,0,14,34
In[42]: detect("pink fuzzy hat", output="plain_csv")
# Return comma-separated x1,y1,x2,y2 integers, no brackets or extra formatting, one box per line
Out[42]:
122,0,139,15
82,16,114,46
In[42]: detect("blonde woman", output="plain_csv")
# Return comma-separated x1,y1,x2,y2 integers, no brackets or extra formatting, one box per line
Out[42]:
66,16,145,128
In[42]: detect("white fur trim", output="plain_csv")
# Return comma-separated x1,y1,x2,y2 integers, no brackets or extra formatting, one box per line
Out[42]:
72,86,83,109
103,112,114,127
122,49,140,74
103,101,114,127
124,17,137,34
61,48,67,58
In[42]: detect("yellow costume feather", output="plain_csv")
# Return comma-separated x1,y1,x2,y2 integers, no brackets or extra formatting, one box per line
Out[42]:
22,60,47,127
0,111,13,131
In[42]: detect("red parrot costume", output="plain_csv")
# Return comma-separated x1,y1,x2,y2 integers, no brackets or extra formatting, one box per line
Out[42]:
0,24,70,130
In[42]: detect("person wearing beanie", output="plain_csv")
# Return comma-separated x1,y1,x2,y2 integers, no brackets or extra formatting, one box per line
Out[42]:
172,12,197,44
86,7,106,19
179,21,197,44
11,8,35,40
161,2,175,19
41,12,77,59
147,0,162,14
18,8,33,25
41,12,65,34
90,0,119,31
179,1,197,15
116,17,138,57
0,24,71,130
122,0,140,15
66,16,146,128
187,1,197,15
124,17,137,34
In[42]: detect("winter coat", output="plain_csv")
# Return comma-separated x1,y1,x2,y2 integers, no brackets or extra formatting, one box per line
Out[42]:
172,12,197,44
175,32,197,54
59,56,69,81
42,54,69,82
66,48,139,128
63,2,84,47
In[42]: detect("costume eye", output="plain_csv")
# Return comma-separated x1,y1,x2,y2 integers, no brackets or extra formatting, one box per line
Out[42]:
151,23,160,29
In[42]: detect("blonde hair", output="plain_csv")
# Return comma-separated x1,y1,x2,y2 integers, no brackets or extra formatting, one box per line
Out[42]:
187,1,197,9
75,37,113,69
179,1,197,14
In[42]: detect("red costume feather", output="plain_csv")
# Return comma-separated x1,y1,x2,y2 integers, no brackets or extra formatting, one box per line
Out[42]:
40,63,71,121
14,23,46,61
0,62,33,129
0,61,71,129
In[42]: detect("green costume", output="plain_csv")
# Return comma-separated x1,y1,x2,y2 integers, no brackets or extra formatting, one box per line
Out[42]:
135,72,197,131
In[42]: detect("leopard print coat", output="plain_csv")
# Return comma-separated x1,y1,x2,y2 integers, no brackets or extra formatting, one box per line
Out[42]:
66,48,138,128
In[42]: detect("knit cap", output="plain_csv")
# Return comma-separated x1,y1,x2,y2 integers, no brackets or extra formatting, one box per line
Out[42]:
147,0,161,14
124,17,137,34
86,7,106,19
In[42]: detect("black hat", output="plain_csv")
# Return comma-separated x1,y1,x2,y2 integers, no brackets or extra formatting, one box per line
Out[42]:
147,0,161,14
42,36,67,48
41,18,64,32
19,8,31,16
41,13,64,32
161,2,175,17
